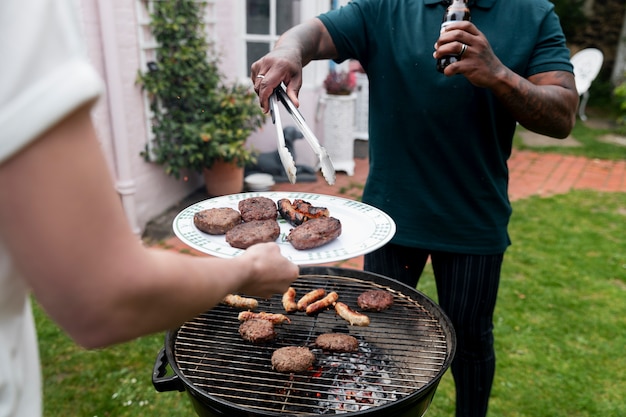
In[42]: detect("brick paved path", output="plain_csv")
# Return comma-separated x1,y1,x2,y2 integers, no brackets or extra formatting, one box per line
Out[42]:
158,149,626,269
507,150,625,199
272,149,626,200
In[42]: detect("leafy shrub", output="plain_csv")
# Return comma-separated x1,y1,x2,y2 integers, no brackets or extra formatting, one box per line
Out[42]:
137,0,264,179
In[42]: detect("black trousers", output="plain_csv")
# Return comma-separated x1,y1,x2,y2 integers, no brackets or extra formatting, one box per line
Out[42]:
364,243,503,417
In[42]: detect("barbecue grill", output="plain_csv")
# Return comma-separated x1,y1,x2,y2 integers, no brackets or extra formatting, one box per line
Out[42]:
153,266,456,416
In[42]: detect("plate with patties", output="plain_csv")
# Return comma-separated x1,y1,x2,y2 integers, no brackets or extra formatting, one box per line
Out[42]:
172,192,396,265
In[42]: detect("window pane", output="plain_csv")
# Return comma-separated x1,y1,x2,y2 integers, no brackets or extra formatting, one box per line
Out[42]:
247,42,270,74
247,0,270,35
276,0,301,35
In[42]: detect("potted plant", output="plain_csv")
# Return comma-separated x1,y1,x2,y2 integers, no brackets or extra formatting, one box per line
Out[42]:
137,0,265,196
319,68,358,175
323,69,357,96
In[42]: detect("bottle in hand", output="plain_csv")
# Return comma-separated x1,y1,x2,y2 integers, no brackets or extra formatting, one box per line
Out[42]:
436,0,471,73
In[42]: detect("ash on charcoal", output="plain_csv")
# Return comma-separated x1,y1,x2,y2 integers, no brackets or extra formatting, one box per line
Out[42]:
314,341,401,414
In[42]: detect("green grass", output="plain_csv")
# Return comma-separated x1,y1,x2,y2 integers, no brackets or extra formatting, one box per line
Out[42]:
35,189,626,416
416,190,626,417
513,116,626,161
34,317,187,416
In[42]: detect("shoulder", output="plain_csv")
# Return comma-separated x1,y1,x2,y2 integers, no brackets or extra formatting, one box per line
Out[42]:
320,0,406,20
0,0,103,164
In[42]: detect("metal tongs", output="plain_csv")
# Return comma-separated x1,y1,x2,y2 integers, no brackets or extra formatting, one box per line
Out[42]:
269,85,336,185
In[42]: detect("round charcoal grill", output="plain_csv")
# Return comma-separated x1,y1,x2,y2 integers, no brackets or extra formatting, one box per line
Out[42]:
153,266,456,417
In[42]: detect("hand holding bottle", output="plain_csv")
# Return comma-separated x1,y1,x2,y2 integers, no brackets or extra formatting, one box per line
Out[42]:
436,0,471,73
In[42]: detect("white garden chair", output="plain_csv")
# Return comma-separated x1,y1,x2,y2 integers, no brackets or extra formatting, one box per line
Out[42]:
570,48,604,121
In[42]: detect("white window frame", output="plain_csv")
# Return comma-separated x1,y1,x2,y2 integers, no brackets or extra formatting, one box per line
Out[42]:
241,0,300,79
237,0,330,88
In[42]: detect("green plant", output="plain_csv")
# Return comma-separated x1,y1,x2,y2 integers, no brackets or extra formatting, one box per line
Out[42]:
137,0,265,179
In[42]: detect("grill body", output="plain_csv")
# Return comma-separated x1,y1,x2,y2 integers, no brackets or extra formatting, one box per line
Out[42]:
153,266,456,416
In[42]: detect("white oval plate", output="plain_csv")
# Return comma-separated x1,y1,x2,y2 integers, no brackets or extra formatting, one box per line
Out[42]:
172,191,396,265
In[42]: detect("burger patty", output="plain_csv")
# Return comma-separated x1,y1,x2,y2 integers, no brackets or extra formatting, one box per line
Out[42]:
357,290,395,312
225,219,280,249
193,207,241,235
286,217,342,250
315,333,359,353
271,346,315,373
238,196,278,222
239,319,276,344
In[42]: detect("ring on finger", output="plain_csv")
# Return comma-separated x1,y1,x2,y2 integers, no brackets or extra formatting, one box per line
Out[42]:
256,74,265,79
459,43,468,58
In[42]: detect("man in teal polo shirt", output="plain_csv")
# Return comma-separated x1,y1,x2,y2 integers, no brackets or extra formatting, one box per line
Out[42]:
252,1,578,415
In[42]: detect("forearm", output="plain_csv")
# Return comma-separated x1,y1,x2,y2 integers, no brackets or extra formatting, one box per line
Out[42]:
434,21,578,138
274,18,338,66
490,68,578,138
62,247,252,348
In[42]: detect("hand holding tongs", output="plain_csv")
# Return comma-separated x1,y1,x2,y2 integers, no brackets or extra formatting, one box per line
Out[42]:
269,85,336,185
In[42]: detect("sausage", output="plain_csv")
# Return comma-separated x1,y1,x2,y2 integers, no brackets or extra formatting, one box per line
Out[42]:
334,302,370,326
293,199,330,219
237,311,291,324
278,198,330,226
297,288,326,311
221,294,258,310
305,291,339,316
277,199,307,226
282,287,298,313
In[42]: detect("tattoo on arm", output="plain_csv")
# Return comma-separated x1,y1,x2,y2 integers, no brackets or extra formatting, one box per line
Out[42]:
497,71,578,139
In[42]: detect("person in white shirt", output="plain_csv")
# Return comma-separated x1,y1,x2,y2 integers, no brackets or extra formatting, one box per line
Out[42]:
0,2,299,416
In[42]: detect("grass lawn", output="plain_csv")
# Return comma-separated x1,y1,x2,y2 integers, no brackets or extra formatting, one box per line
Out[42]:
417,190,626,417
513,116,626,161
35,188,626,416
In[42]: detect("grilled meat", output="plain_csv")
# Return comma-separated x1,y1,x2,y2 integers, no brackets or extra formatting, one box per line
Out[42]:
305,291,339,316
278,198,330,226
271,346,315,373
282,287,298,313
238,311,291,324
239,319,276,344
286,217,341,250
296,288,326,311
193,207,241,235
334,302,370,326
225,219,280,249
238,197,277,222
221,294,258,310
315,333,359,353
357,290,394,312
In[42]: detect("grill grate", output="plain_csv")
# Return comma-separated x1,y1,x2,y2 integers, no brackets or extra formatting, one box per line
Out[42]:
173,273,451,415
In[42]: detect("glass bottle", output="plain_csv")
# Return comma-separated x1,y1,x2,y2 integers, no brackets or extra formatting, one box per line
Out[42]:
436,0,471,73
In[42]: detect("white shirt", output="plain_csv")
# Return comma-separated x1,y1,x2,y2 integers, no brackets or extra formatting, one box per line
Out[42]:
0,0,103,415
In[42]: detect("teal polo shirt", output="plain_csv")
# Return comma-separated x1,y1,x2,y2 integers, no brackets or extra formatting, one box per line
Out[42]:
318,0,573,254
